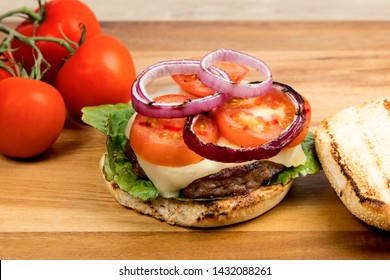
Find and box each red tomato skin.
[0,68,12,81]
[172,59,249,97]
[11,0,101,84]
[130,94,219,167]
[285,97,311,148]
[215,87,311,148]
[0,53,15,81]
[55,34,136,118]
[0,77,66,158]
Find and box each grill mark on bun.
[364,136,390,193]
[383,99,390,112]
[382,99,390,190]
[330,138,385,209]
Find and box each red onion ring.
[198,49,273,98]
[131,59,231,118]
[183,82,307,163]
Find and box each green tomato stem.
[0,6,43,22]
[0,24,48,80]
[0,24,75,55]
[0,0,46,22]
[0,23,76,80]
[0,61,16,77]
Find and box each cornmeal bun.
[315,98,390,231]
[100,155,293,227]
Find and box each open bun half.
[100,155,293,227]
[315,98,390,231]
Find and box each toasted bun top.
[315,98,390,231]
[100,155,293,227]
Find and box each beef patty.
[126,144,285,199]
[181,160,285,199]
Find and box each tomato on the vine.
[10,0,101,84]
[0,77,66,158]
[55,34,136,118]
[130,94,219,167]
[215,86,311,148]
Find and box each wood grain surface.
[0,21,390,260]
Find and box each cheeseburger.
[82,49,321,227]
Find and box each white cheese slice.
[136,155,252,197]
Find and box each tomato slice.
[215,87,311,148]
[286,97,311,148]
[172,58,249,97]
[130,94,219,167]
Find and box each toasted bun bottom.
[100,155,293,227]
[315,98,390,231]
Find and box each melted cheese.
[136,156,252,197]
[126,113,307,197]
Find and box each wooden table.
[1,21,389,260]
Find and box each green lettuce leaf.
[81,103,130,135]
[82,104,159,201]
[272,131,322,185]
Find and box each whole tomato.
[55,34,136,118]
[11,0,101,84]
[0,77,66,159]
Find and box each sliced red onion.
[183,82,307,163]
[198,49,273,98]
[131,59,231,118]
